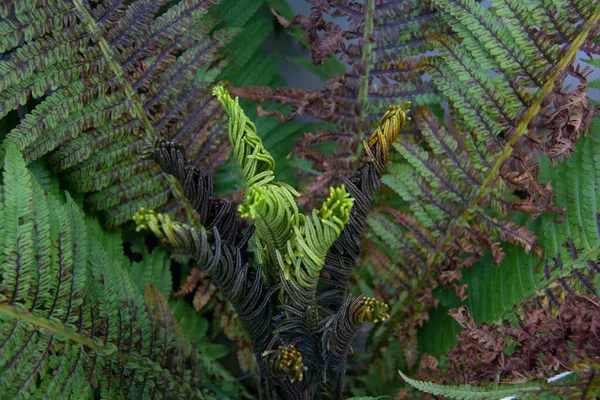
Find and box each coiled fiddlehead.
[133,208,273,356]
[213,86,355,309]
[318,103,411,312]
[363,103,411,165]
[263,344,308,383]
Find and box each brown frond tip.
[363,102,411,165]
[446,297,600,385]
[263,344,308,383]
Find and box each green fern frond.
[213,85,278,189]
[0,142,213,398]
[214,86,355,302]
[0,0,279,227]
[399,371,541,399]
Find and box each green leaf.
[129,245,172,298]
[0,142,229,398]
[399,370,542,399]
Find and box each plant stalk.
[357,0,375,129]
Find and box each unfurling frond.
[138,85,407,395]
[133,207,274,357]
[322,296,389,376]
[213,86,357,306]
[136,136,276,366]
[317,100,411,312]
[264,344,308,383]
[363,102,412,165]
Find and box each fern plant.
[0,142,246,399]
[222,0,600,396]
[131,86,410,399]
[0,0,300,228]
[3,0,600,398]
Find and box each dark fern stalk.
[135,86,410,399]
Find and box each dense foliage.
[1,0,600,399]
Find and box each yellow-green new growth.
[133,208,178,244]
[212,85,276,188]
[213,86,353,296]
[263,344,308,383]
[356,297,390,323]
[281,186,353,286]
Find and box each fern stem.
[72,0,198,223]
[72,0,156,143]
[0,304,101,351]
[357,0,375,128]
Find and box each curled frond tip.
[263,344,308,383]
[357,297,390,323]
[363,102,411,164]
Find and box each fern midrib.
[71,0,199,224]
[357,0,375,128]
[431,5,600,268]
[0,303,194,396]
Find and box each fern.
[362,0,599,366]
[229,0,446,204]
[132,87,410,398]
[420,116,600,358]
[0,142,236,398]
[0,0,288,227]
[399,370,542,399]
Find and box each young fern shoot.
[135,86,410,399]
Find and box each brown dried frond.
[174,268,217,312]
[445,296,600,385]
[543,65,595,163]
[271,3,346,65]
[174,267,204,297]
[228,85,338,123]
